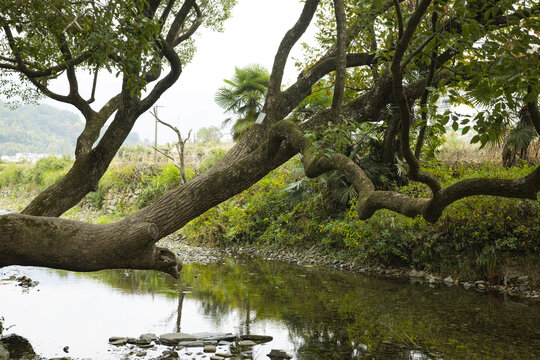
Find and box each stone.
[409,270,424,278]
[140,333,158,342]
[193,332,234,341]
[517,276,529,282]
[159,333,197,345]
[178,340,205,347]
[477,283,486,290]
[238,340,256,347]
[216,353,233,358]
[204,344,217,353]
[133,338,152,345]
[267,349,293,359]
[240,335,273,343]
[108,336,126,343]
[110,339,128,346]
[210,356,225,360]
[136,350,147,357]
[443,276,453,284]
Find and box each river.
[1,256,539,359]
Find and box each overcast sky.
[39,0,316,144]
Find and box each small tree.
[196,126,222,143]
[215,64,269,140]
[150,107,192,184]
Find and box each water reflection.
[1,256,539,359]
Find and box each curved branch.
[165,0,196,44]
[390,0,441,194]
[267,0,320,101]
[138,39,182,116]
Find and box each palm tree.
[215,64,269,140]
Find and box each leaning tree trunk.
[0,135,293,276]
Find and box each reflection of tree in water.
[183,260,540,360]
[75,260,540,359]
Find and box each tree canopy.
[0,0,539,277]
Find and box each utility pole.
[153,105,163,165]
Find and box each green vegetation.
[0,147,227,220]
[195,126,223,144]
[0,155,73,192]
[215,64,270,140]
[1,141,538,281]
[182,158,539,280]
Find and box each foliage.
[183,160,540,278]
[215,64,270,140]
[195,126,222,144]
[0,154,73,191]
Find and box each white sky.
[40,0,316,144]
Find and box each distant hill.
[0,101,142,156]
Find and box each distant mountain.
[0,101,142,155]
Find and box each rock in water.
[159,332,197,345]
[267,349,292,359]
[204,344,217,353]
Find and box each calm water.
[1,257,539,359]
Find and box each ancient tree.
[1,0,539,277]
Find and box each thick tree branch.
[391,0,441,194]
[165,0,196,44]
[330,0,347,118]
[0,214,181,278]
[138,39,182,116]
[267,0,320,102]
[173,3,202,46]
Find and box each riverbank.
[157,235,540,300]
